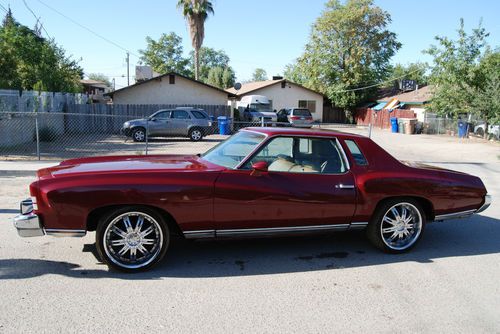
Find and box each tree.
[424,19,490,118]
[189,46,230,81]
[283,0,401,115]
[385,62,429,88]
[471,50,500,136]
[252,68,267,81]
[177,0,214,80]
[87,73,112,87]
[206,66,223,88]
[139,32,190,75]
[0,10,83,92]
[222,67,235,88]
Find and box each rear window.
[344,140,368,166]
[293,109,311,117]
[191,110,208,119]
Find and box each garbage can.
[405,118,417,134]
[390,117,399,133]
[217,116,231,135]
[398,119,405,134]
[457,120,467,138]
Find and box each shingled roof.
[378,85,433,104]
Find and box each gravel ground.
[0,132,499,333]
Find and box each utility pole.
[126,52,130,86]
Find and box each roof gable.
[226,79,324,97]
[106,72,235,97]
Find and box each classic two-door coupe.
[14,128,491,272]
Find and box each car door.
[148,110,171,136]
[213,136,357,233]
[170,110,191,136]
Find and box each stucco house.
[107,72,234,106]
[226,77,325,121]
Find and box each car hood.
[37,155,224,180]
[124,118,147,125]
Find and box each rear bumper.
[434,194,492,221]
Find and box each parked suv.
[122,107,212,142]
[277,108,314,127]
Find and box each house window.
[169,74,175,84]
[298,100,316,113]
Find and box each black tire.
[96,206,170,272]
[189,127,203,141]
[132,127,146,142]
[366,198,426,253]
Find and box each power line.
[35,0,140,58]
[23,0,51,39]
[331,68,424,93]
[0,2,8,13]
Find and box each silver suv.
[122,107,212,142]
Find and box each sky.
[1,0,499,89]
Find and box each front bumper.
[13,212,44,237]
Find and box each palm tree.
[177,0,214,80]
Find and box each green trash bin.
[398,119,405,134]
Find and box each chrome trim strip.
[335,184,355,189]
[183,230,215,239]
[44,229,86,237]
[336,137,351,171]
[434,209,476,221]
[476,194,491,213]
[349,222,368,230]
[216,224,351,238]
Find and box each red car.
[14,127,491,272]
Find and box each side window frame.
[342,139,369,167]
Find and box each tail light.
[290,116,300,120]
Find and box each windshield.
[201,131,266,168]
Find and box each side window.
[191,110,208,119]
[155,111,171,119]
[344,140,368,166]
[172,110,190,119]
[243,137,346,174]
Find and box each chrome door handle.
[335,184,355,189]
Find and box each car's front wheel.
[96,206,170,272]
[367,198,425,253]
[132,127,146,142]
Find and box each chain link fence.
[0,111,368,160]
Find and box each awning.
[373,102,387,111]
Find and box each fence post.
[368,123,372,138]
[35,113,40,160]
[261,117,264,127]
[145,119,149,155]
[437,119,441,135]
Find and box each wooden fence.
[355,108,416,129]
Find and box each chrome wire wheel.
[103,211,163,269]
[380,202,423,251]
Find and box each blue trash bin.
[217,116,230,135]
[457,120,467,138]
[390,117,399,133]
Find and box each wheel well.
[132,126,145,132]
[374,196,435,221]
[86,204,183,236]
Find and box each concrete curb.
[0,170,38,177]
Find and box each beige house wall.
[250,83,324,121]
[112,75,228,105]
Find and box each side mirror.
[149,117,157,122]
[251,161,268,172]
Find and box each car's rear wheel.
[367,198,425,253]
[189,128,203,141]
[96,206,169,272]
[132,127,146,142]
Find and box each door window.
[153,110,171,119]
[243,136,347,174]
[171,110,190,119]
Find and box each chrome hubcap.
[192,130,202,140]
[134,131,145,141]
[104,212,163,269]
[380,202,422,250]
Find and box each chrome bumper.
[13,213,45,237]
[434,194,492,221]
